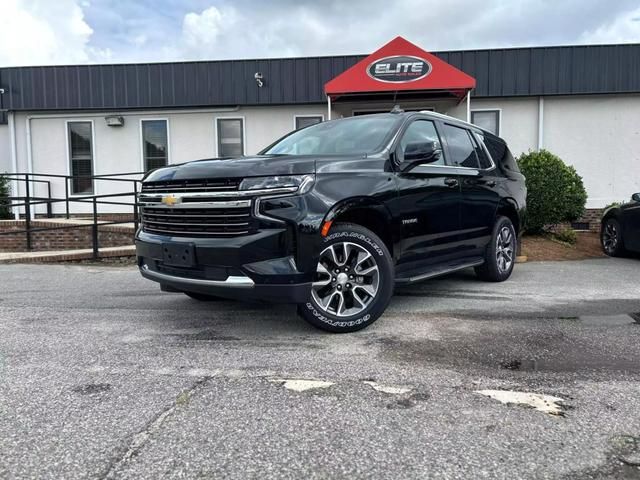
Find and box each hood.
[144,155,316,182]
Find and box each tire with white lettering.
[298,223,394,333]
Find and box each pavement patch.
[363,380,411,395]
[476,389,568,416]
[271,378,334,392]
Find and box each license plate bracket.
[162,243,196,267]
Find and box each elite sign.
[367,55,432,83]
[324,36,476,96]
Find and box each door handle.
[444,178,459,188]
[486,180,497,187]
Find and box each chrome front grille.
[140,202,253,237]
[138,177,301,238]
[139,177,253,237]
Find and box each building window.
[471,110,500,136]
[141,120,169,171]
[295,115,323,129]
[68,121,94,195]
[217,118,244,157]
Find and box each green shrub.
[517,150,587,234]
[0,174,12,219]
[553,228,577,245]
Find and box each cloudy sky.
[1,0,640,66]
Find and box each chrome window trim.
[471,131,497,172]
[411,164,481,176]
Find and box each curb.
[0,245,136,264]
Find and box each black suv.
[136,111,526,332]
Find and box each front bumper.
[135,229,312,303]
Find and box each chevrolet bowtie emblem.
[161,194,181,206]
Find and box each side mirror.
[632,193,640,202]
[401,141,441,172]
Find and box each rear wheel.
[601,218,625,257]
[475,216,516,282]
[298,223,394,333]
[184,291,223,301]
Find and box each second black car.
[601,193,640,256]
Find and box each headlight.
[239,174,314,194]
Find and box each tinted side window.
[471,132,493,169]
[398,120,444,165]
[442,124,479,168]
[478,132,520,173]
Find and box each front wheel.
[475,216,516,282]
[298,223,394,333]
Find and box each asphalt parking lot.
[1,258,639,479]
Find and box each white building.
[0,37,639,218]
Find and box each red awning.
[324,36,476,100]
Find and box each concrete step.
[0,245,136,264]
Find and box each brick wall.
[546,208,604,233]
[578,209,605,230]
[0,221,134,252]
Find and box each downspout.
[25,115,35,219]
[466,91,471,123]
[8,112,19,219]
[537,96,544,151]
[327,95,332,120]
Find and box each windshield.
[261,114,401,156]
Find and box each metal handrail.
[0,172,144,259]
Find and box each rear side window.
[471,132,493,169]
[441,124,479,168]
[478,132,520,173]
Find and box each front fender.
[258,165,396,275]
[324,196,394,224]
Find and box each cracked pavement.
[0,258,639,479]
